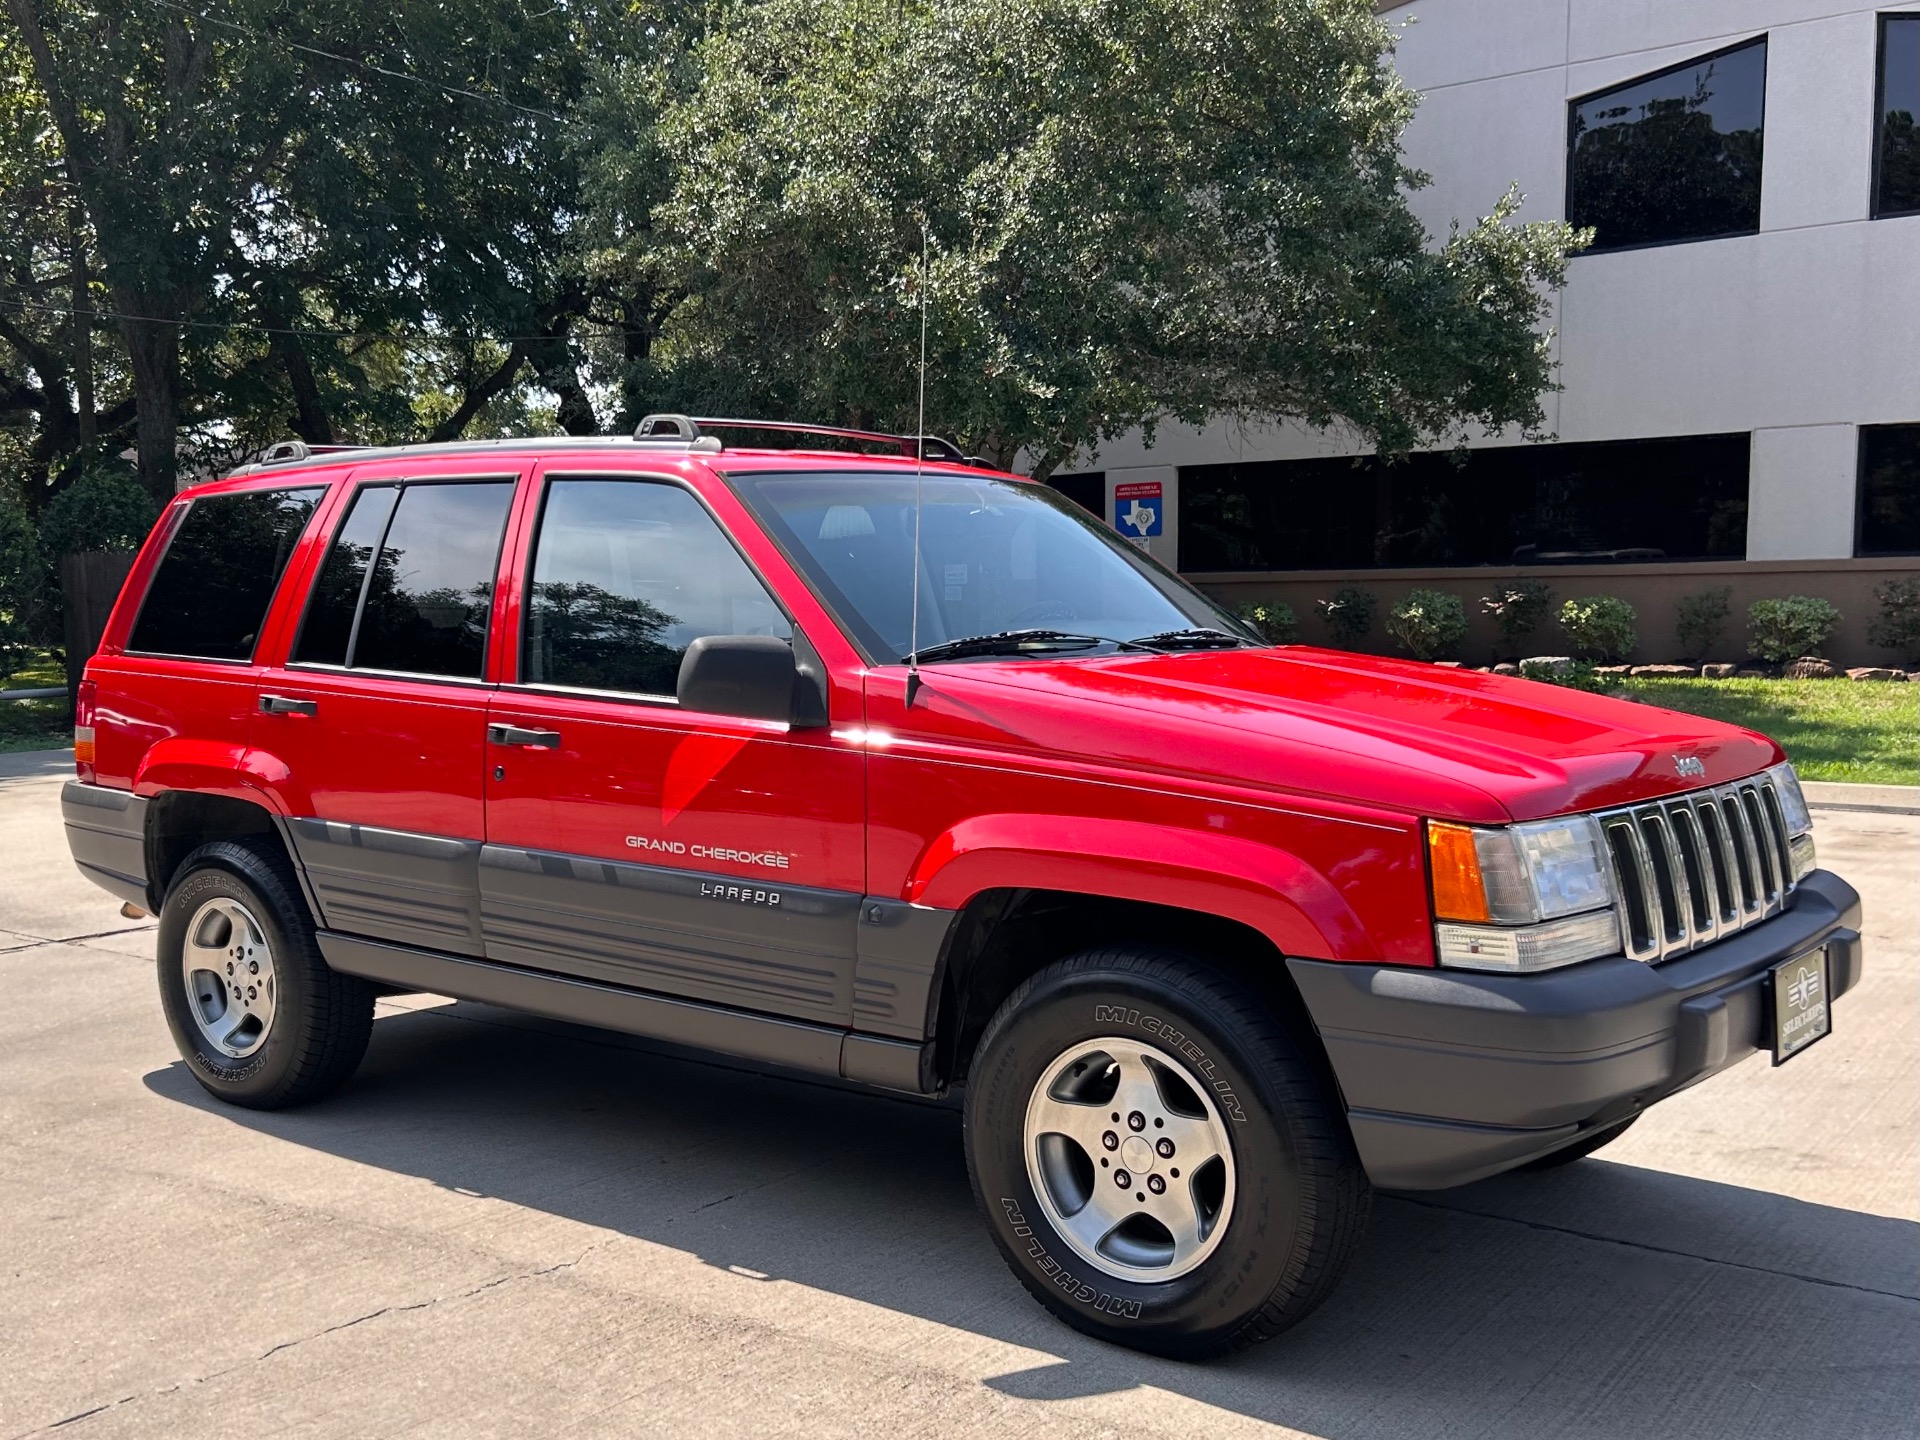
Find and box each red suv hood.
[923,645,1780,825]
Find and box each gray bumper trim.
[1288,870,1864,1189]
[61,781,150,909]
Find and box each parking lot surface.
[2,749,1915,1439]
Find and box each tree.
[650,0,1589,476]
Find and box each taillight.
[73,678,96,781]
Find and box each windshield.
[730,470,1251,663]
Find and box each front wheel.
[964,948,1370,1358]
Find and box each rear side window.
[292,480,514,679]
[523,478,790,697]
[128,487,325,661]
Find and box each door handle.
[487,723,561,749]
[259,694,318,717]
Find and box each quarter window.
[1567,38,1767,252]
[522,479,791,698]
[291,480,514,678]
[1858,424,1920,555]
[128,487,324,661]
[1875,14,1920,218]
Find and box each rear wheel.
[964,947,1370,1358]
[157,837,373,1109]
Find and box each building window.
[1876,14,1920,218]
[1567,38,1767,252]
[1858,424,1920,555]
[1179,435,1751,573]
[1049,472,1105,518]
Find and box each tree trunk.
[70,210,94,449]
[268,323,335,444]
[121,311,181,500]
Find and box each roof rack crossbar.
[685,416,967,463]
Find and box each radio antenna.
[905,220,929,708]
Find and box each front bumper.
[1287,870,1863,1190]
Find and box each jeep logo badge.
[1674,755,1706,779]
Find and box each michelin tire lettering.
[1092,1005,1248,1122]
[1000,1199,1143,1319]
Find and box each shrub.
[1236,600,1298,645]
[1747,596,1842,663]
[1518,657,1609,693]
[1866,579,1920,661]
[1314,586,1376,647]
[1558,595,1637,661]
[1480,581,1553,654]
[0,493,45,680]
[1675,586,1732,661]
[38,466,157,558]
[1386,588,1469,660]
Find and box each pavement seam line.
[1387,1194,1920,1302]
[9,1242,612,1439]
[0,924,153,955]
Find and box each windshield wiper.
[1125,627,1252,651]
[907,629,1126,664]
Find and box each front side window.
[1567,38,1767,252]
[732,471,1242,662]
[1858,424,1920,555]
[1876,14,1920,218]
[128,487,324,661]
[523,478,791,697]
[291,480,514,679]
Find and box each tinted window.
[1049,472,1105,518]
[1179,435,1750,572]
[734,471,1240,662]
[1876,15,1920,218]
[351,482,514,678]
[1859,424,1920,555]
[1568,39,1766,251]
[128,487,324,660]
[291,485,399,666]
[524,479,791,697]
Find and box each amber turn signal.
[72,724,96,766]
[1427,821,1491,923]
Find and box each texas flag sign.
[1114,481,1163,538]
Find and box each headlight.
[1427,816,1619,973]
[1767,761,1812,837]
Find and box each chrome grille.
[1598,778,1795,962]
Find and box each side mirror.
[676,635,827,726]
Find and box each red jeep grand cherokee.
[62,417,1860,1357]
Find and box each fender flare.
[906,814,1374,961]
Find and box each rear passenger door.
[480,470,866,1025]
[250,473,519,956]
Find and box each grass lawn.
[1618,678,1919,786]
[0,696,70,755]
[1,648,64,691]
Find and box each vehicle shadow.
[145,1002,1920,1440]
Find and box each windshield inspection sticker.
[1114,481,1163,539]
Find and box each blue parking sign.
[1115,481,1163,538]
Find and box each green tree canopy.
[651,0,1588,475]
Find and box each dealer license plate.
[1770,946,1831,1065]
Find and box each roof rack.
[636,414,969,463]
[256,439,369,466]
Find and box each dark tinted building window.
[1568,38,1767,251]
[1876,14,1920,218]
[1858,424,1920,555]
[291,485,399,666]
[128,487,324,660]
[1180,435,1750,572]
[1049,472,1105,518]
[350,481,514,678]
[523,479,790,697]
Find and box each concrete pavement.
[1,754,1914,1438]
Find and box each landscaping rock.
[1701,663,1739,679]
[1847,667,1904,681]
[1782,656,1841,679]
[1630,664,1698,677]
[1593,664,1632,677]
[1736,668,1770,679]
[1432,660,1464,668]
[1492,663,1520,676]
